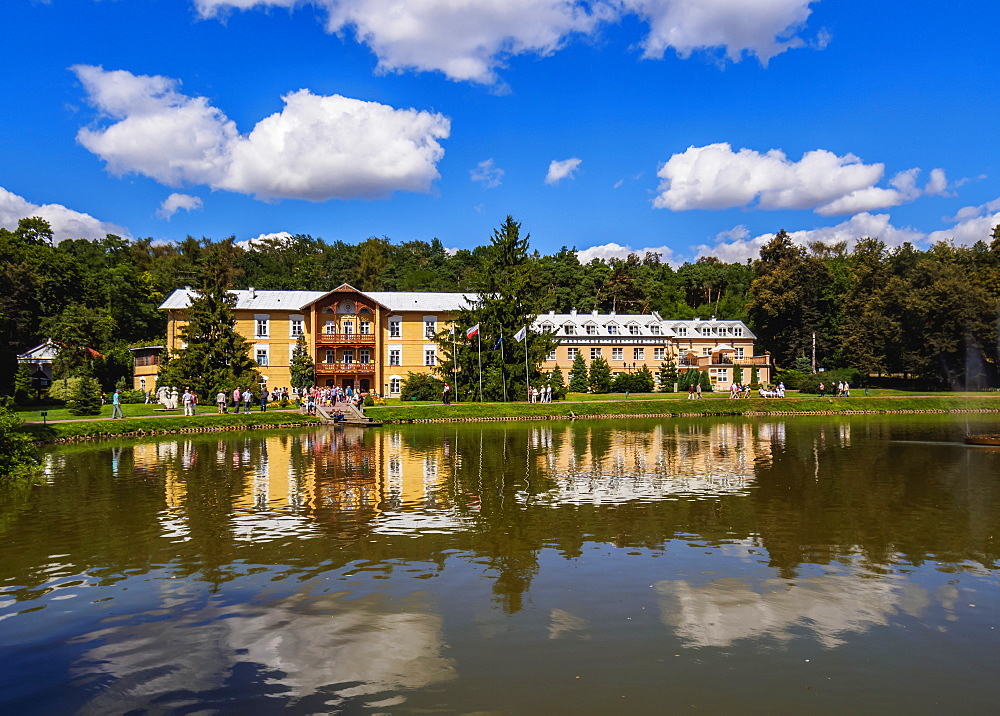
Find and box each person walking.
[182,388,195,416]
[696,382,703,399]
[232,386,242,413]
[442,382,451,405]
[111,389,124,419]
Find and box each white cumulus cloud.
[545,157,583,185]
[194,1,825,84]
[576,242,677,264]
[156,193,203,220]
[470,158,504,188]
[73,65,450,202]
[622,0,819,64]
[928,198,1000,245]
[654,143,944,216]
[0,185,129,243]
[693,212,926,263]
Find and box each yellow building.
[150,286,769,395]
[157,284,474,395]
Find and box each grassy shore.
[19,411,323,443]
[13,403,297,423]
[366,394,1000,423]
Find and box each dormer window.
[650,325,661,336]
[733,327,743,337]
[677,326,688,337]
[628,324,640,335]
[541,322,555,333]
[607,324,619,335]
[564,324,576,335]
[586,324,597,335]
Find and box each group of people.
[528,385,553,403]
[178,385,293,416]
[818,381,851,397]
[301,385,368,415]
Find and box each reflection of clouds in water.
[548,608,591,640]
[73,588,456,713]
[230,512,320,542]
[656,573,930,649]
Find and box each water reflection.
[1,416,999,712]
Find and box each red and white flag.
[466,323,480,339]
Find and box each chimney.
[549,309,555,315]
[248,286,256,299]
[592,309,598,316]
[570,308,577,316]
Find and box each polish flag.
[466,323,480,339]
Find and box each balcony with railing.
[316,361,376,374]
[315,332,376,345]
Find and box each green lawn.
[13,402,299,423]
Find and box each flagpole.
[523,325,530,401]
[477,332,483,402]
[499,336,507,402]
[451,326,457,399]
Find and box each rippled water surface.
[2,415,999,714]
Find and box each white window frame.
[546,349,557,361]
[424,347,437,366]
[360,349,371,364]
[342,349,355,364]
[342,321,354,335]
[324,320,336,335]
[255,314,270,338]
[654,347,665,361]
[586,324,597,335]
[389,317,402,338]
[590,347,602,360]
[735,347,745,360]
[423,315,438,339]
[389,376,402,394]
[325,350,336,364]
[634,347,644,360]
[612,347,623,361]
[629,324,640,335]
[677,326,688,337]
[360,320,372,335]
[389,348,401,366]
[567,347,579,360]
[650,325,661,335]
[607,324,619,335]
[289,314,305,337]
[255,344,269,366]
[733,327,744,337]
[564,324,576,335]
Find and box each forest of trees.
[2,215,999,396]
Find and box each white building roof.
[666,318,756,339]
[160,289,327,311]
[365,291,478,313]
[533,310,671,337]
[17,340,59,362]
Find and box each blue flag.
[493,335,503,350]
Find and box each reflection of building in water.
[74,585,456,714]
[533,422,775,505]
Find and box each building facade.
[148,286,769,394]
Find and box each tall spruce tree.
[158,243,260,397]
[289,334,315,390]
[657,359,677,392]
[588,356,612,393]
[436,216,557,401]
[569,352,589,392]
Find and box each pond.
[1,415,999,713]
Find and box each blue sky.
[3,0,999,263]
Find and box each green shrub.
[119,389,147,404]
[401,372,444,401]
[612,367,655,393]
[774,369,808,390]
[798,368,863,394]
[67,376,101,416]
[47,377,82,402]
